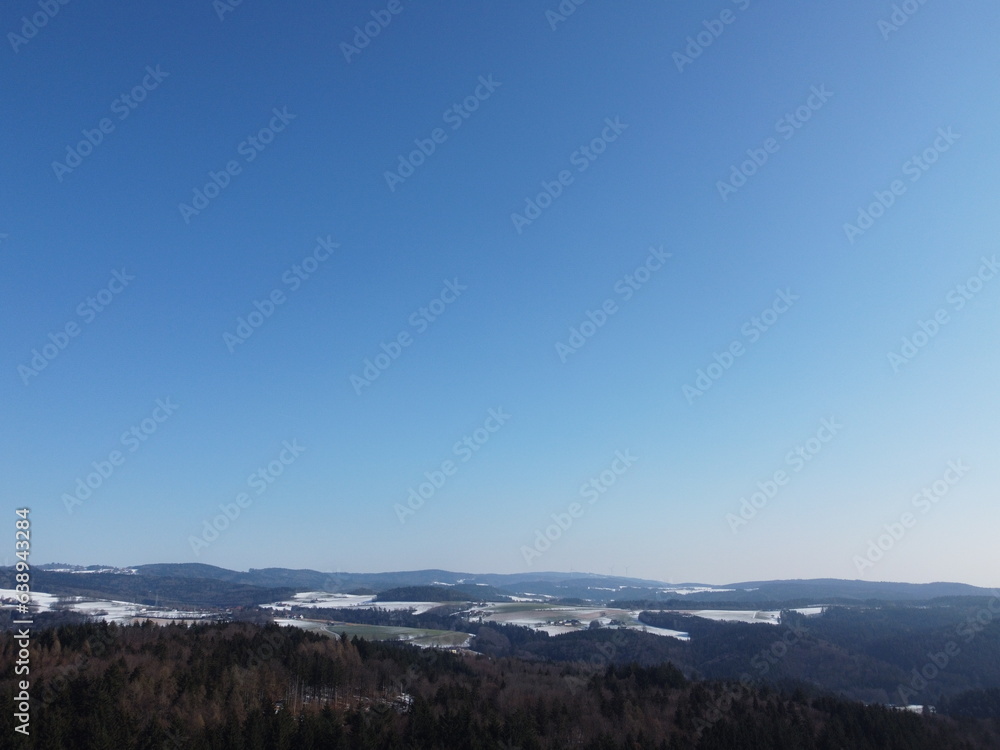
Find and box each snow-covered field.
[63,598,146,622]
[533,624,580,636]
[0,588,214,623]
[261,592,375,609]
[261,591,446,615]
[660,608,822,624]
[683,609,782,624]
[0,588,60,612]
[62,597,211,623]
[1,586,824,640]
[274,617,331,632]
[659,606,826,624]
[471,603,692,641]
[467,601,826,639]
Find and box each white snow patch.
[534,624,579,636]
[789,606,825,616]
[625,623,690,641]
[0,589,58,612]
[261,592,446,615]
[687,609,781,624]
[370,601,444,614]
[261,592,377,609]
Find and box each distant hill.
[133,564,471,591]
[0,569,294,609]
[129,565,727,601]
[717,578,995,602]
[40,564,998,606]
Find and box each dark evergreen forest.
[3,620,999,749]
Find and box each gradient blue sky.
[3,0,999,586]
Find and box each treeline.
[940,688,1000,719]
[0,609,91,632]
[614,599,800,610]
[637,606,1000,705]
[288,605,467,630]
[374,584,509,602]
[2,620,997,749]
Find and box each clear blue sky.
[3,0,999,587]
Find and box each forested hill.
[0,569,294,609]
[24,564,997,606]
[2,621,998,749]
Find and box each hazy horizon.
[27,560,1000,592]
